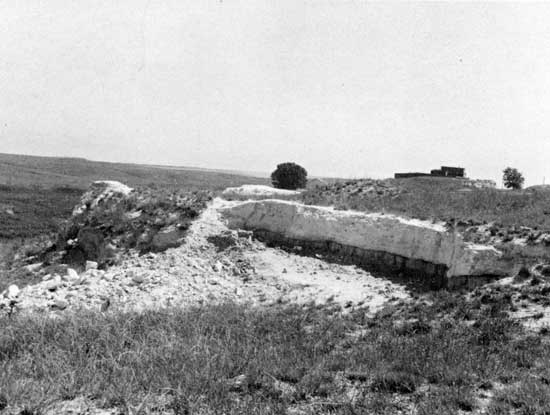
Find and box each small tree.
[503,167,525,189]
[271,162,307,190]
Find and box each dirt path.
[15,198,409,314]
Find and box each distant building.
[441,166,465,177]
[395,166,465,179]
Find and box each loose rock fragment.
[52,298,68,310]
[46,275,63,291]
[132,273,145,284]
[86,261,98,271]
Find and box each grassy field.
[0,153,268,191]
[2,280,550,414]
[0,153,267,240]
[0,185,82,239]
[0,154,267,292]
[303,176,550,230]
[2,155,550,414]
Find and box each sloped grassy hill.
[302,176,550,230]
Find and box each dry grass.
[0,153,267,190]
[302,177,550,230]
[0,185,82,239]
[1,286,549,414]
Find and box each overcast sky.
[1,1,549,185]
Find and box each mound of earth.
[55,181,212,267]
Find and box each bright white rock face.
[222,185,301,201]
[5,284,20,299]
[72,180,133,216]
[222,200,510,279]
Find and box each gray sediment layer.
[253,229,497,290]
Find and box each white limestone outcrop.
[222,200,510,279]
[222,185,301,201]
[72,180,133,216]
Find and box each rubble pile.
[2,197,408,316]
[56,181,212,267]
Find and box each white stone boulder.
[2,284,20,300]
[72,180,133,216]
[67,268,79,280]
[85,261,98,271]
[0,284,20,312]
[45,275,63,291]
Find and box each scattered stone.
[24,262,43,273]
[52,298,68,310]
[237,229,253,238]
[132,273,145,284]
[271,379,297,400]
[227,374,248,392]
[213,261,223,272]
[73,275,88,286]
[45,275,63,291]
[86,261,98,271]
[6,285,19,299]
[66,268,79,281]
[1,284,19,303]
[43,397,117,415]
[43,263,69,276]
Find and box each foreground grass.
[1,290,550,414]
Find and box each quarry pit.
[222,198,514,289]
[2,182,531,316]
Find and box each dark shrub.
[503,167,525,190]
[271,162,307,190]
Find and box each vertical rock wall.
[222,200,511,288]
